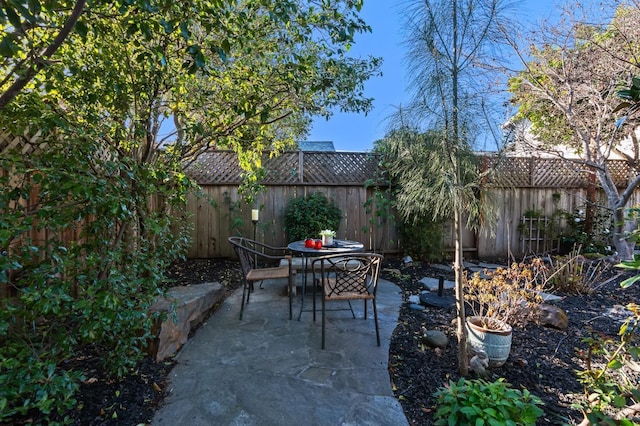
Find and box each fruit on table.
[304,239,314,248]
[314,240,322,249]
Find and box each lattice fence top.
[3,133,636,189]
[0,130,48,155]
[483,156,634,188]
[184,150,381,185]
[188,150,637,188]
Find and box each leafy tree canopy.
[506,1,640,259]
[1,0,381,170]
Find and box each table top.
[287,239,364,256]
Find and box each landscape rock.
[409,303,425,311]
[421,330,449,348]
[419,277,455,291]
[538,291,563,303]
[149,282,224,361]
[604,304,635,322]
[537,303,568,329]
[431,263,454,273]
[469,350,489,376]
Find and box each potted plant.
[463,260,547,367]
[319,229,336,246]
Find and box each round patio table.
[288,239,364,320]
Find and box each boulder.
[537,303,568,330]
[422,330,449,348]
[149,282,224,361]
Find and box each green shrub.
[398,217,444,262]
[574,304,640,425]
[433,378,544,426]
[283,192,342,242]
[0,137,192,423]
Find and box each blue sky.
[306,0,565,152]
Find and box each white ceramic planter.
[321,235,334,246]
[466,316,513,367]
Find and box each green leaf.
[27,0,41,16]
[606,359,622,370]
[0,34,18,57]
[460,406,477,416]
[620,275,640,289]
[5,6,22,29]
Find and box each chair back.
[315,253,383,297]
[228,237,256,276]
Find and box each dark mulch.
[385,258,639,425]
[52,257,639,425]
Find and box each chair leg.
[373,299,380,346]
[239,281,249,320]
[347,300,356,319]
[312,278,318,322]
[364,299,368,319]
[321,296,326,349]
[288,275,293,320]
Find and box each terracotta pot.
[466,316,512,368]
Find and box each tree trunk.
[612,204,636,261]
[451,0,468,376]
[454,206,468,375]
[598,167,637,261]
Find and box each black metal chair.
[311,253,383,349]
[228,236,294,320]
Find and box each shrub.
[558,204,614,255]
[0,137,192,423]
[463,259,547,328]
[398,216,445,262]
[574,304,640,424]
[433,377,544,426]
[283,192,342,242]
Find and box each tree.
[507,1,640,260]
[383,0,511,375]
[0,0,380,420]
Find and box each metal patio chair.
[311,252,383,349]
[228,236,294,320]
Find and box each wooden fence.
[183,151,398,258]
[5,141,640,262]
[183,151,640,259]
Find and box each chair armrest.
[250,240,290,257]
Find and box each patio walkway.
[152,275,408,426]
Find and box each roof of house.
[298,141,336,152]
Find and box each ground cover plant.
[21,255,637,425]
[433,377,544,425]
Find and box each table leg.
[297,254,307,321]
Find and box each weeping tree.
[384,0,513,375]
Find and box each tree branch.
[0,0,87,110]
